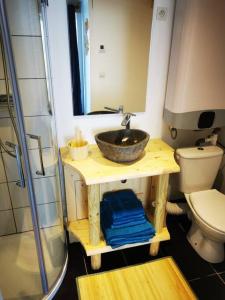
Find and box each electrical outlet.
[156,7,168,21]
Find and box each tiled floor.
[54,214,225,300]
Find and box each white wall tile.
[6,0,41,36]
[8,182,29,208]
[18,79,49,116]
[9,177,60,208]
[37,202,61,228]
[12,37,45,79]
[14,203,62,232]
[0,46,4,79]
[0,80,13,118]
[0,210,16,236]
[14,207,33,232]
[0,79,12,95]
[25,116,53,149]
[0,77,13,119]
[0,156,6,183]
[0,80,6,93]
[2,152,19,182]
[0,116,53,150]
[34,176,60,205]
[3,148,57,182]
[0,183,11,210]
[29,148,56,179]
[0,111,11,119]
[0,118,17,146]
[0,80,8,118]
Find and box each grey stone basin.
[95,129,150,162]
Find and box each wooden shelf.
[68,219,170,256]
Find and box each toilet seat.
[190,189,225,233]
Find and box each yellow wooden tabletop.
[61,139,180,185]
[77,257,197,300]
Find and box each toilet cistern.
[176,145,225,263]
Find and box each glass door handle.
[27,134,45,176]
[5,141,25,188]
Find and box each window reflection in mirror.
[67,0,153,116]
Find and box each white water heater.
[164,0,225,130]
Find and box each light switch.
[99,72,105,78]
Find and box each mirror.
[67,0,153,115]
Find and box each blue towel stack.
[100,189,155,248]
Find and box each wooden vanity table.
[61,139,180,270]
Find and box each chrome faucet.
[104,105,124,113]
[121,112,136,129]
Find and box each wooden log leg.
[150,174,169,256]
[91,254,101,270]
[88,184,101,270]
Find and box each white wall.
[47,0,225,195]
[47,0,175,146]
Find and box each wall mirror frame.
[67,0,154,116]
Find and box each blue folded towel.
[101,216,155,238]
[101,190,145,226]
[101,201,146,229]
[102,224,155,248]
[100,189,155,248]
[102,189,144,218]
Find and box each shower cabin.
[0,0,67,299]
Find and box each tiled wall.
[0,0,62,236]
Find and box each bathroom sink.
[95,129,149,162]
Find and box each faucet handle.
[123,112,136,117]
[121,112,136,129]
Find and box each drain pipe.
[166,201,188,215]
[152,200,188,215]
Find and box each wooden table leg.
[88,184,101,270]
[91,254,101,270]
[150,174,169,256]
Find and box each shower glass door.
[0,0,67,299]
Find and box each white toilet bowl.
[185,189,225,263]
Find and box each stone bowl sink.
[95,129,150,162]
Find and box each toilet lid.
[190,189,225,233]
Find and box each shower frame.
[0,0,68,298]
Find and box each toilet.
[176,146,225,263]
